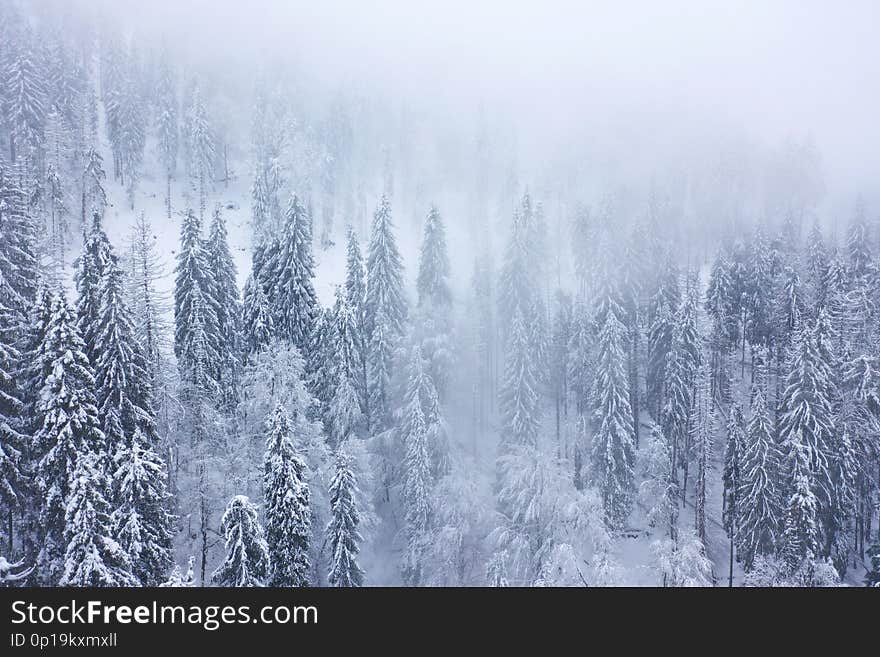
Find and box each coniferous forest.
[0,0,879,587]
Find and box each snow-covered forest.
[1,0,879,587]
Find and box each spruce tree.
[737,381,782,570]
[263,404,311,587]
[402,383,432,586]
[75,211,113,367]
[61,450,138,586]
[365,194,407,338]
[344,227,369,428]
[206,206,241,405]
[326,447,364,587]
[33,292,106,584]
[156,52,178,218]
[273,196,318,352]
[591,307,636,529]
[498,307,540,449]
[241,274,273,358]
[212,495,270,587]
[722,402,744,585]
[186,84,215,220]
[417,205,451,309]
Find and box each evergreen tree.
[241,274,273,358]
[417,205,451,309]
[206,206,241,405]
[402,382,432,586]
[33,292,106,584]
[174,209,219,395]
[212,495,270,587]
[722,402,744,585]
[365,194,407,338]
[186,84,215,220]
[60,450,138,586]
[4,29,47,164]
[263,404,311,587]
[326,447,364,587]
[737,381,783,570]
[498,307,540,449]
[781,442,820,571]
[155,52,178,218]
[75,211,113,367]
[591,308,636,529]
[272,196,318,352]
[344,227,370,428]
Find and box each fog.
[97,0,879,206]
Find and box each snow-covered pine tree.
[368,304,397,433]
[61,449,138,586]
[185,83,215,221]
[263,403,311,587]
[647,300,674,419]
[212,495,270,587]
[498,306,540,449]
[174,209,220,396]
[155,52,178,219]
[115,74,145,208]
[365,194,407,339]
[690,361,713,544]
[326,447,364,587]
[401,381,432,586]
[846,201,871,283]
[4,28,47,165]
[81,148,108,224]
[241,274,274,358]
[417,205,451,310]
[206,206,241,406]
[722,402,744,585]
[778,319,835,542]
[780,441,820,573]
[591,306,636,529]
[0,290,26,552]
[75,211,113,367]
[737,379,782,571]
[95,251,174,585]
[272,195,318,353]
[344,227,370,428]
[327,289,362,444]
[33,291,106,584]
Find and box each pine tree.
[365,194,407,338]
[186,84,215,220]
[206,206,241,405]
[417,205,451,309]
[691,362,713,544]
[0,290,26,549]
[81,148,108,224]
[33,292,106,584]
[241,274,273,358]
[75,211,113,367]
[781,442,820,571]
[402,383,432,586]
[61,450,138,586]
[263,404,311,587]
[647,300,674,419]
[4,29,47,164]
[344,227,370,428]
[368,305,396,432]
[155,52,178,218]
[174,209,219,395]
[498,307,540,449]
[326,447,364,587]
[212,495,270,587]
[272,196,318,352]
[722,402,744,585]
[737,381,782,570]
[591,308,636,529]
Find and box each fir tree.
[241,274,273,358]
[591,308,636,529]
[75,211,113,367]
[33,292,106,584]
[60,450,138,586]
[417,205,451,309]
[365,194,407,338]
[186,84,215,220]
[272,196,318,353]
[722,402,744,585]
[344,227,370,428]
[263,404,311,587]
[212,495,270,587]
[402,383,432,586]
[326,447,364,587]
[206,206,241,405]
[498,307,540,449]
[737,381,782,570]
[155,52,178,218]
[4,29,47,164]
